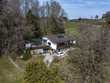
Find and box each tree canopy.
[23,57,64,83]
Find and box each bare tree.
[60,24,110,83]
[0,0,25,58]
[48,0,66,34]
[31,0,39,16]
[40,0,66,35]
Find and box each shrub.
[22,49,31,60]
[23,56,64,83]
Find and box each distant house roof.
[44,34,73,44]
[30,45,50,50]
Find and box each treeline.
[0,0,66,56]
[25,0,67,39]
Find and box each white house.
[42,34,76,52]
[25,34,76,56]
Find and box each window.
[57,35,64,38]
[43,39,47,43]
[48,42,51,46]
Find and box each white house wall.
[42,37,57,50]
[47,40,57,50]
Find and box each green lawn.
[65,22,79,36]
[0,57,23,83]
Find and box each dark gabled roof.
[25,38,42,45]
[45,34,73,43]
[30,45,50,50]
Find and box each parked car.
[57,51,64,56]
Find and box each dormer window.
[57,34,64,38]
[48,42,51,46]
[43,39,47,43]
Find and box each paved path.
[8,56,23,71]
[44,54,54,67]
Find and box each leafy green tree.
[26,10,42,39]
[95,15,98,20]
[23,57,64,83]
[102,11,110,24]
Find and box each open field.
[65,21,102,36]
[65,22,79,36]
[0,57,23,83]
